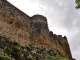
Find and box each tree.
[75,0,80,9]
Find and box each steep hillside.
[0,0,75,60]
[0,35,70,60]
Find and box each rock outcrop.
[0,0,75,60]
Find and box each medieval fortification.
[0,0,74,60]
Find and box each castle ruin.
[0,0,73,59]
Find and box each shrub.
[24,52,29,58]
[27,56,34,60]
[46,56,68,60]
[0,55,12,60]
[0,27,2,30]
[9,20,13,24]
[46,56,54,60]
[13,41,18,46]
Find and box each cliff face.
[0,0,74,60]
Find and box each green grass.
[46,56,69,60]
[0,55,12,60]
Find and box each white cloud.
[7,0,44,16]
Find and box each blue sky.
[7,0,80,60]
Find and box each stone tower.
[0,0,73,59]
[30,15,49,45]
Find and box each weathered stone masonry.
[0,0,72,59]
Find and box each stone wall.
[31,15,47,24]
[0,0,31,46]
[49,31,72,58]
[0,0,72,59]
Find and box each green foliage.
[13,41,19,46]
[24,52,29,58]
[6,44,22,60]
[75,0,80,9]
[0,55,12,60]
[35,54,39,60]
[76,0,80,3]
[46,56,68,60]
[46,56,54,60]
[0,27,2,30]
[9,20,13,24]
[0,35,69,60]
[27,56,34,60]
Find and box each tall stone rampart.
[0,0,72,59]
[0,0,31,45]
[49,31,72,58]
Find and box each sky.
[7,0,80,60]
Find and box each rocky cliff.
[0,0,75,60]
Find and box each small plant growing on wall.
[0,27,3,30]
[9,20,13,24]
[0,55,12,60]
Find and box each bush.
[0,55,12,60]
[24,52,29,58]
[13,41,18,46]
[46,56,54,60]
[9,20,13,24]
[6,46,21,60]
[27,56,34,60]
[46,56,68,60]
